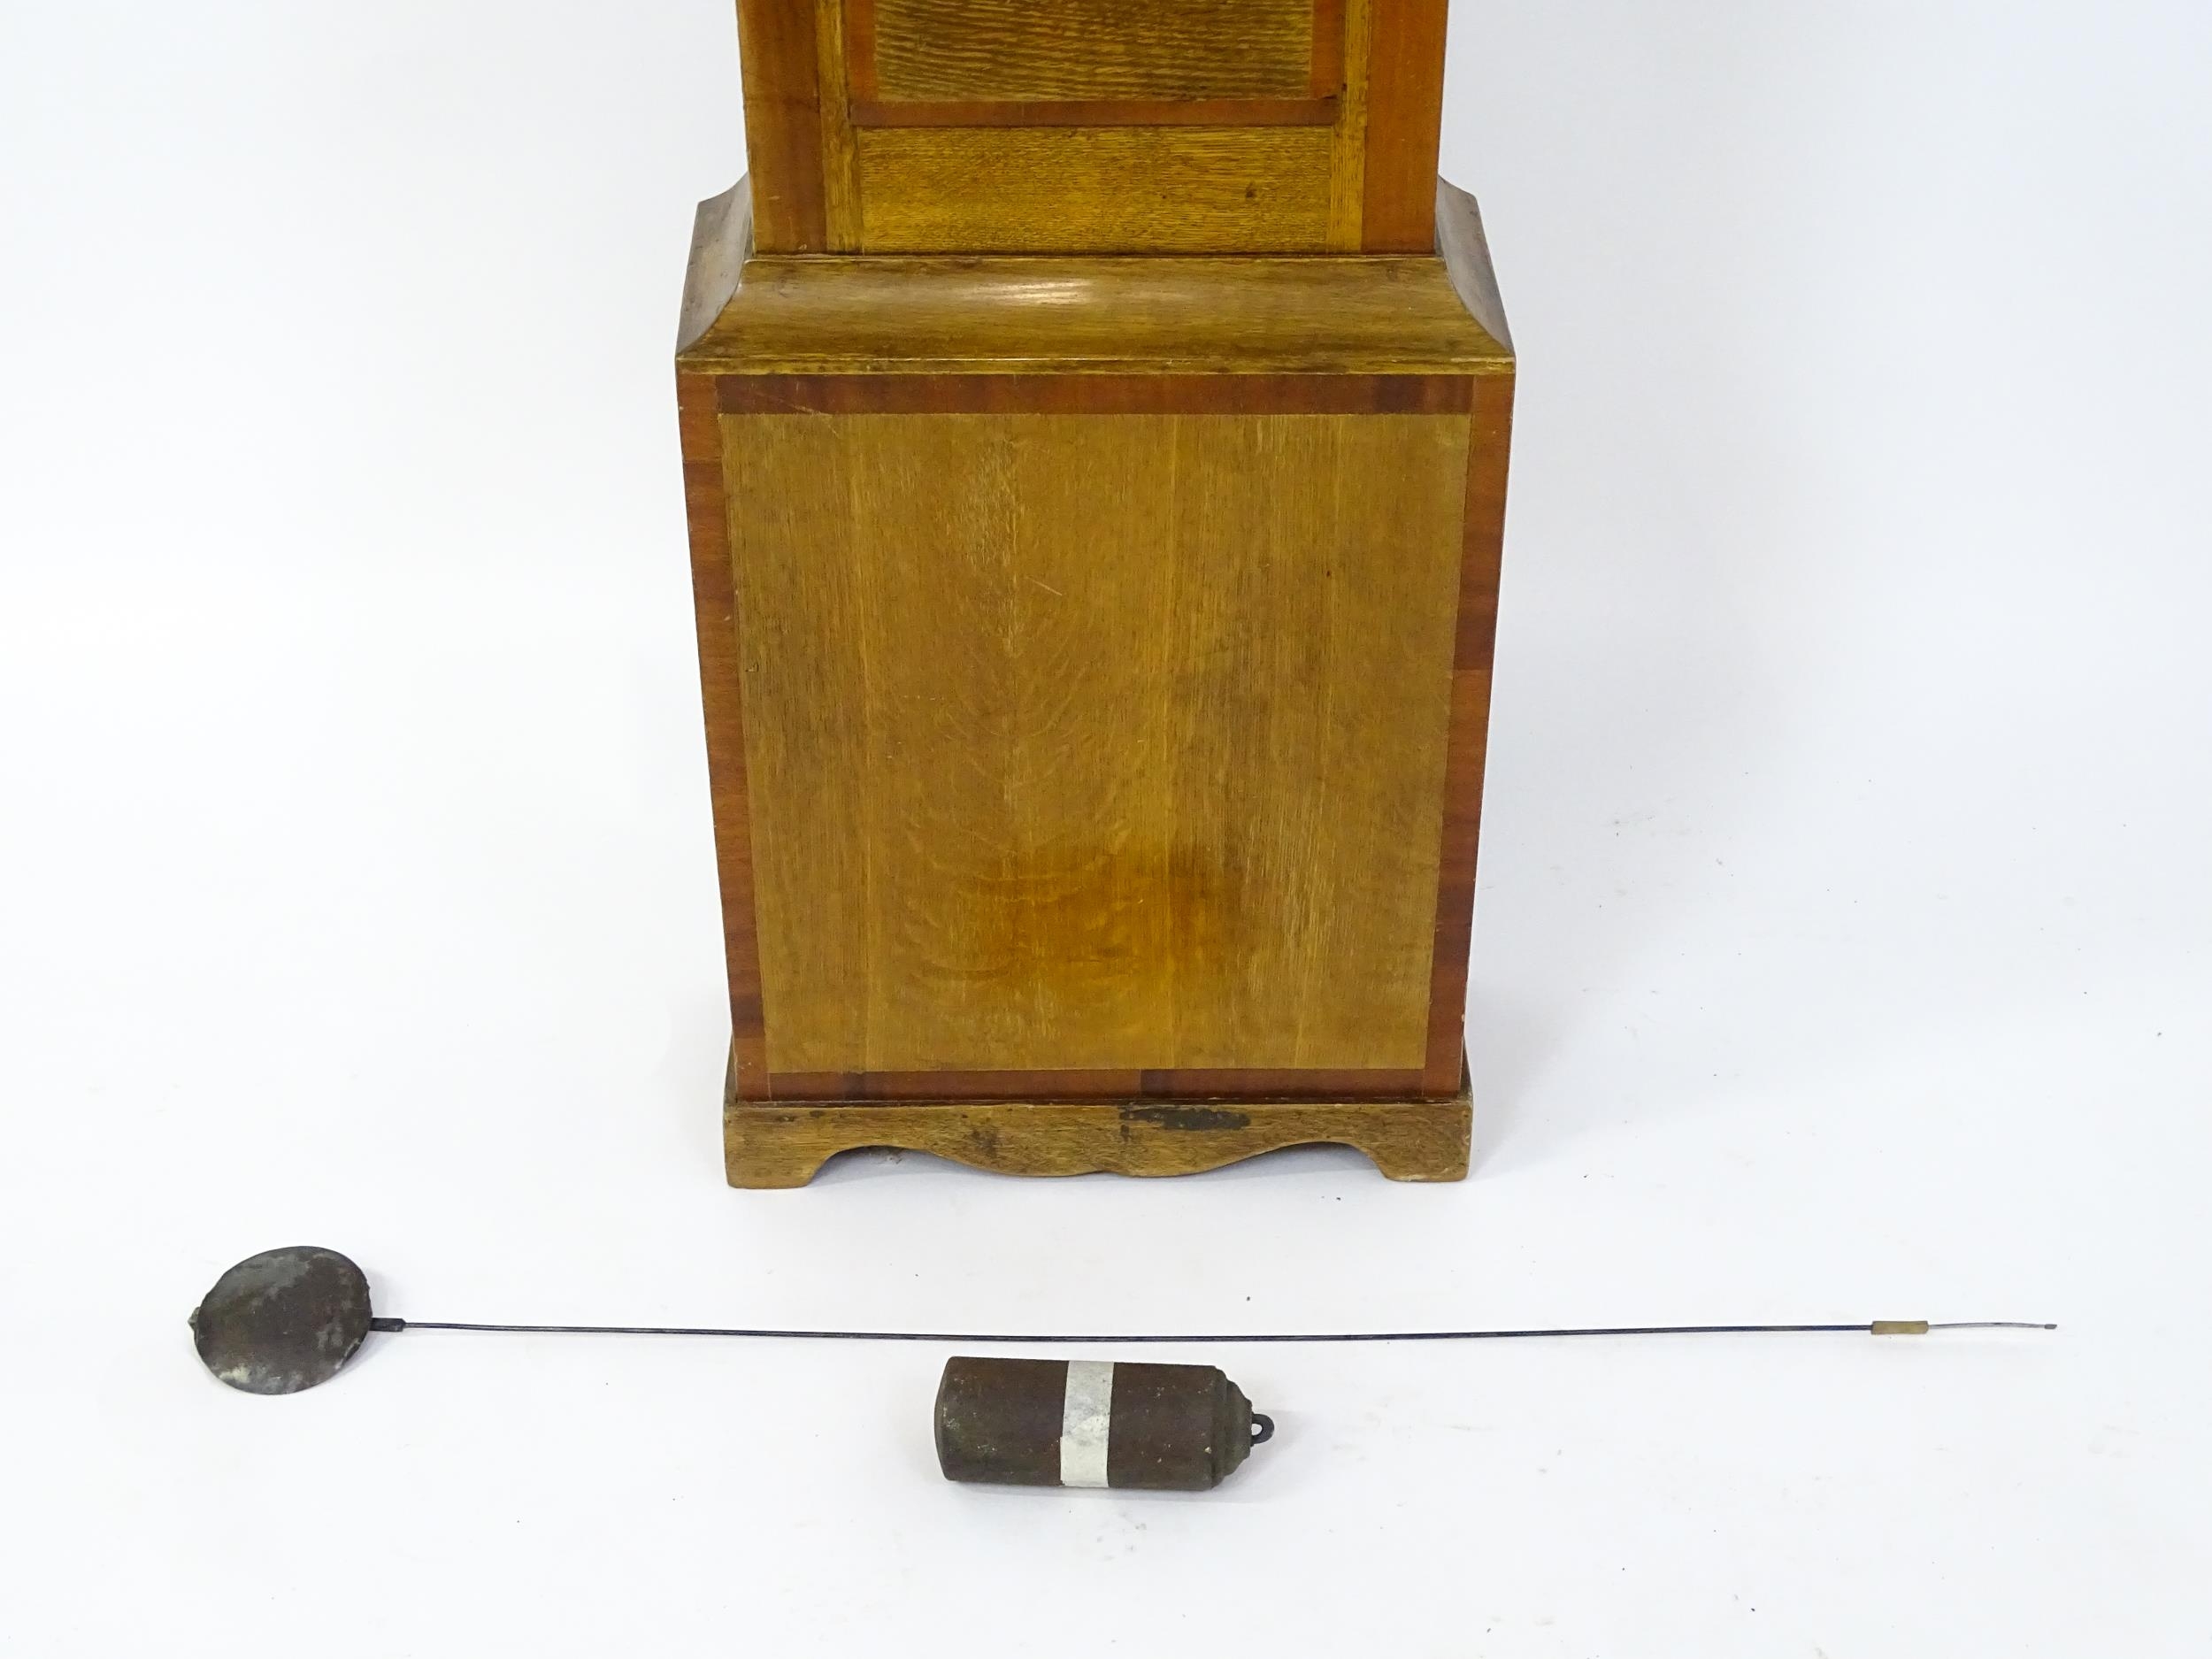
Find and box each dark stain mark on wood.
[1119,1105,1254,1132]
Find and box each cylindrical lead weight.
[933,1357,1271,1491]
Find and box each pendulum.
[190,1245,2053,1491]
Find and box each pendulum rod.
[185,1246,2056,1397]
[372,1317,2055,1343]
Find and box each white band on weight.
[1058,1360,1116,1488]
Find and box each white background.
[4,3,2207,1654]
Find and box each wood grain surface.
[721,405,1467,1079]
[1362,0,1450,250]
[725,1054,1474,1186]
[1421,206,1516,1092]
[848,96,1337,128]
[677,180,1513,1144]
[1310,0,1347,97]
[733,0,1449,256]
[678,373,770,1094]
[815,0,864,248]
[715,374,1473,414]
[853,126,1333,252]
[680,185,1512,375]
[1325,0,1374,247]
[738,0,828,251]
[867,0,1316,103]
[766,1065,1425,1101]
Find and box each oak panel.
[870,0,1315,103]
[721,409,1469,1077]
[854,126,1333,252]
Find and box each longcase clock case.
[678,0,1513,1186]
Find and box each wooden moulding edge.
[678,370,771,1095]
[710,373,1482,415]
[724,1053,1473,1187]
[1420,370,1515,1094]
[848,96,1339,128]
[763,1067,1432,1102]
[678,180,755,355]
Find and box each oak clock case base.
[723,1046,1476,1187]
[680,176,1513,1187]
